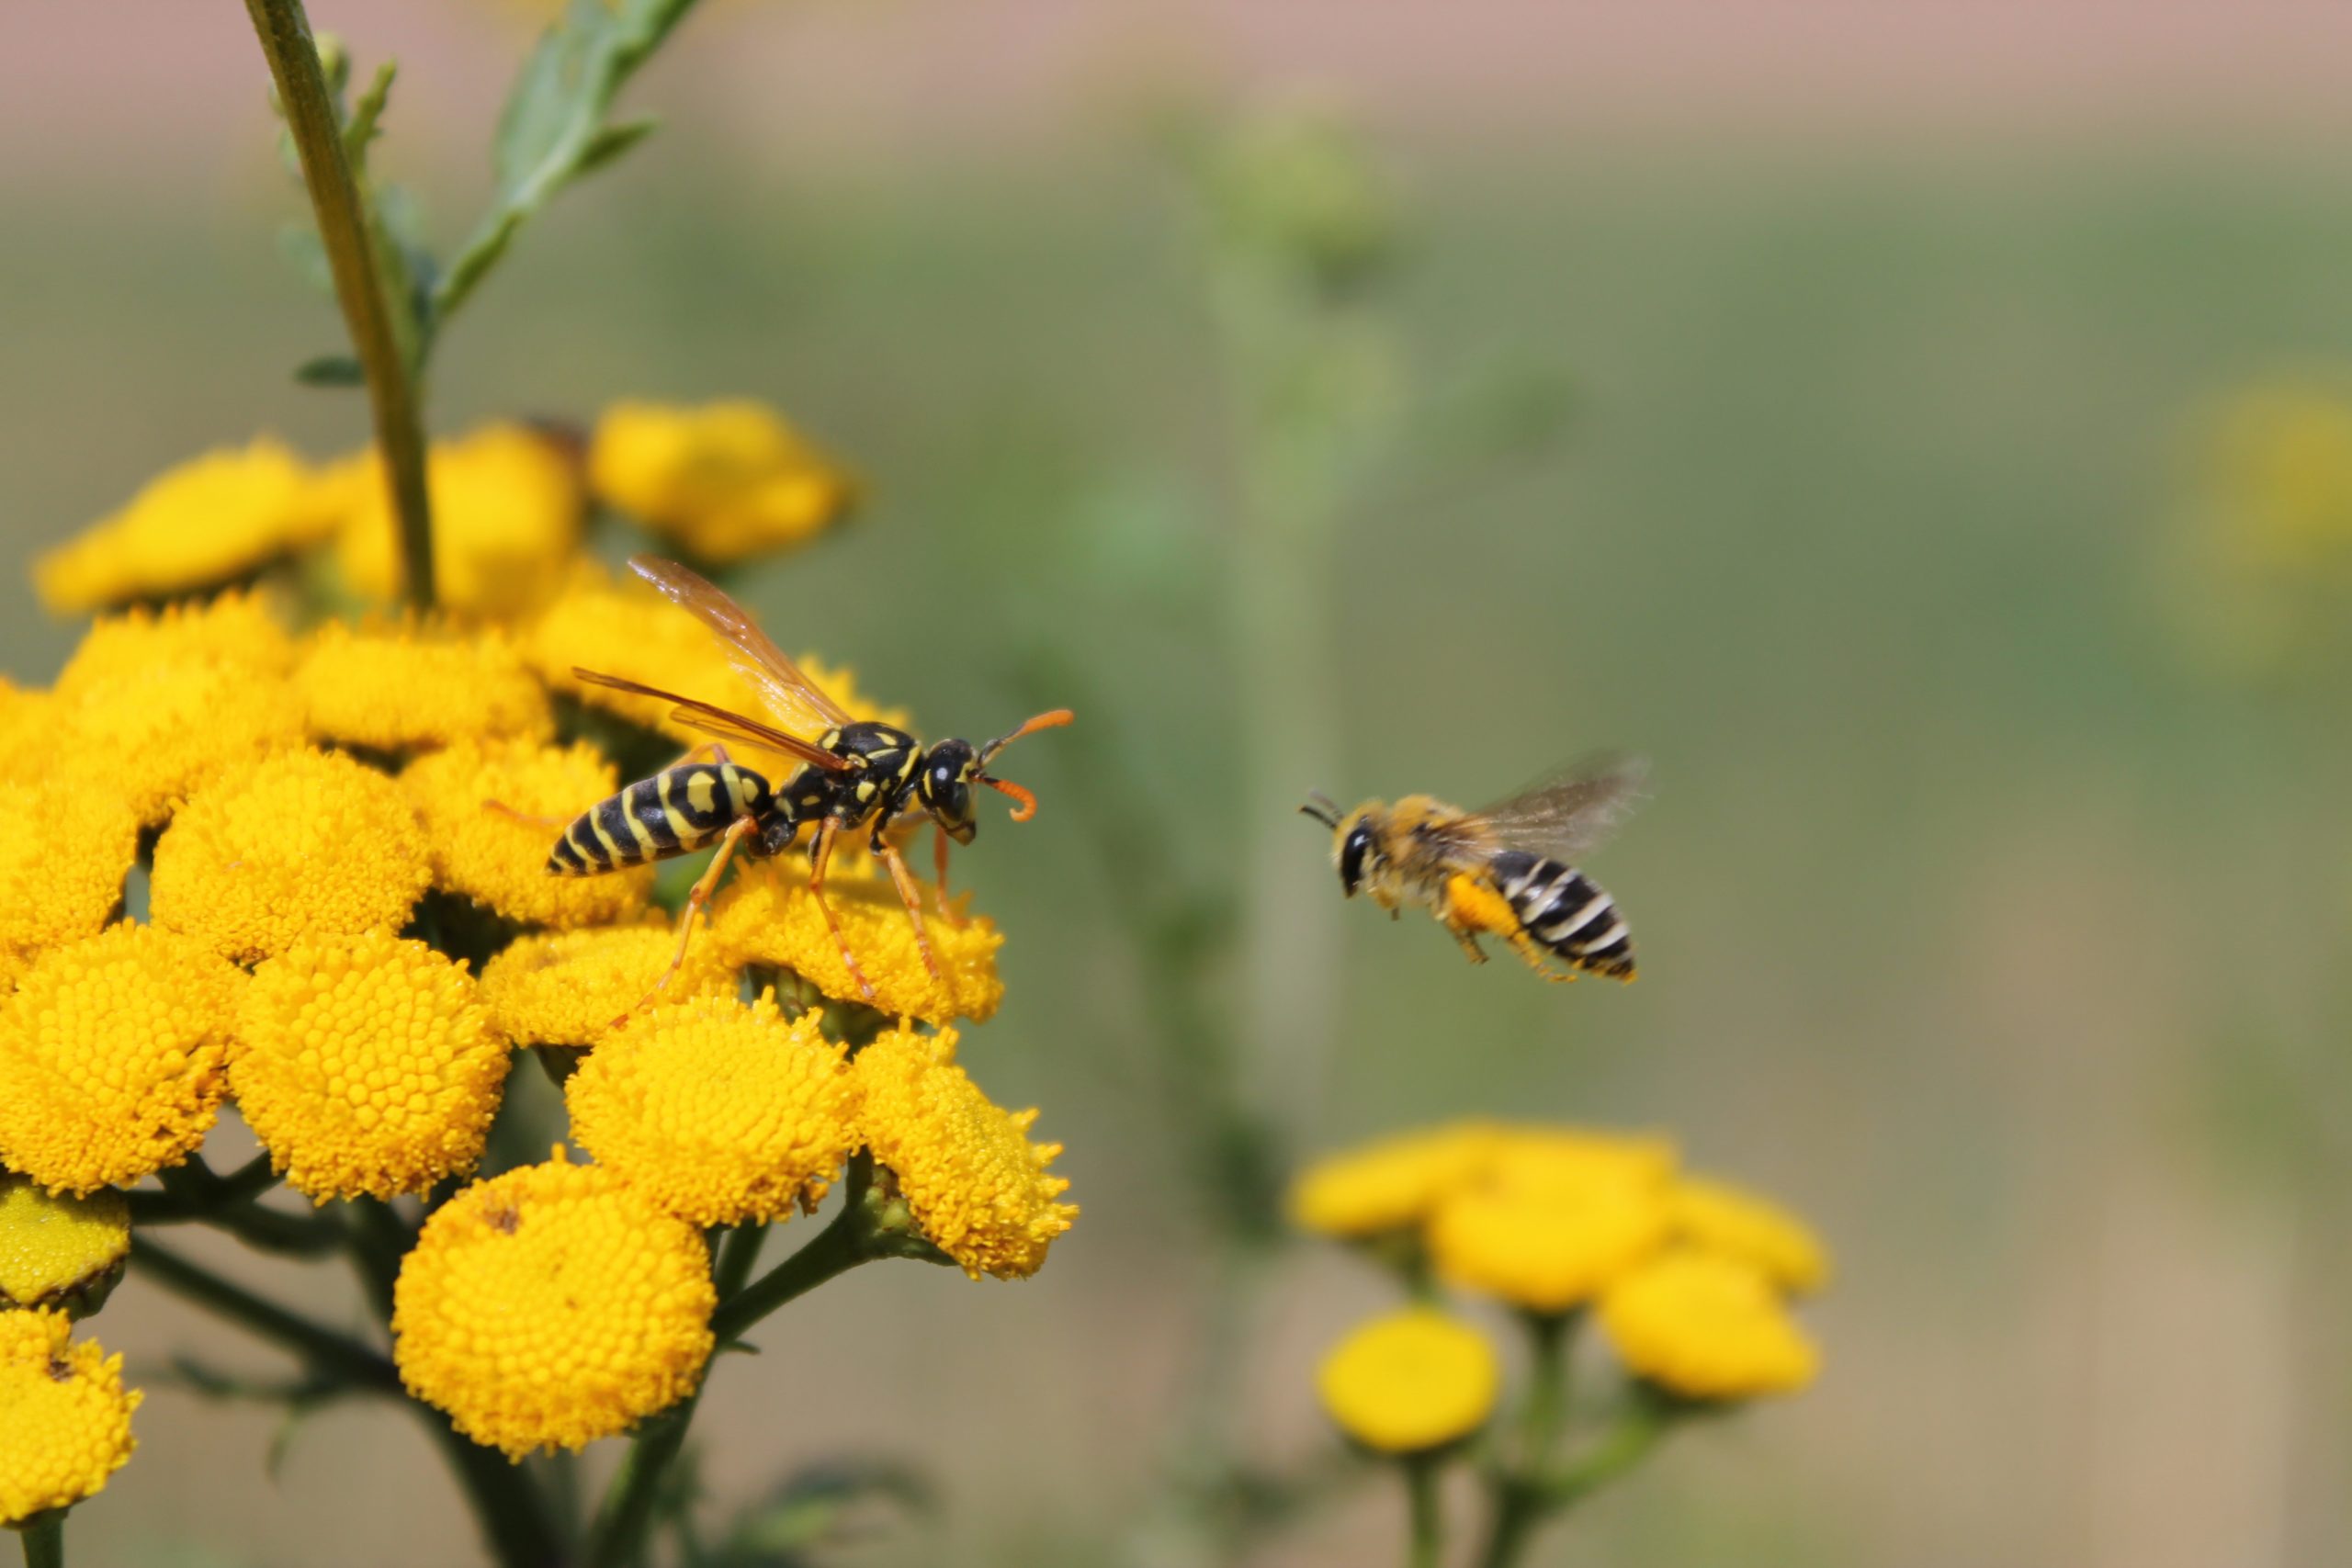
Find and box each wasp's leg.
[613,813,756,1026]
[931,821,965,926]
[808,818,879,1004]
[874,837,949,989]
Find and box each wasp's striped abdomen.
[1488,850,1636,979]
[548,762,773,875]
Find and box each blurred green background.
[12,4,2352,1565]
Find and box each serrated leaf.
[345,61,396,166]
[294,354,365,387]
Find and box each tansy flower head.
[590,400,856,565]
[1484,1125,1679,1195]
[0,781,138,957]
[0,924,240,1195]
[0,1175,130,1316]
[151,749,431,964]
[54,591,294,698]
[1288,1121,1503,1239]
[850,1024,1075,1280]
[33,437,329,613]
[0,681,51,788]
[328,423,582,619]
[1429,1159,1671,1316]
[392,1151,716,1458]
[712,874,1002,1026]
[52,660,303,827]
[568,992,857,1226]
[1316,1308,1499,1455]
[0,1310,141,1524]
[294,619,553,753]
[403,739,652,928]
[1671,1176,1830,1296]
[1599,1249,1820,1402]
[234,929,510,1202]
[479,923,736,1049]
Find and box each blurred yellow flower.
[392,1151,716,1458]
[0,781,138,958]
[1316,1307,1498,1454]
[53,592,294,698]
[0,680,51,787]
[850,1024,1075,1280]
[328,423,582,618]
[402,738,652,928]
[712,873,1002,1026]
[1288,1121,1501,1239]
[1485,1125,1679,1194]
[52,660,303,827]
[568,992,856,1226]
[0,1310,141,1524]
[590,400,856,565]
[151,749,431,963]
[294,619,553,752]
[478,922,735,1049]
[0,924,240,1196]
[235,929,510,1202]
[1671,1176,1830,1296]
[1429,1156,1671,1315]
[0,1175,130,1315]
[1599,1249,1819,1401]
[33,437,330,613]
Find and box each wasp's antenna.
[1299,792,1341,829]
[979,707,1076,764]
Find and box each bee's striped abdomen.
[1489,850,1636,979]
[547,762,771,875]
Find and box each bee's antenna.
[1299,792,1341,829]
[973,708,1074,823]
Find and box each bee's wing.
[1463,753,1648,861]
[571,668,851,773]
[628,555,855,738]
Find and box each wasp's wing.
[1464,753,1648,861]
[571,669,850,773]
[628,556,854,738]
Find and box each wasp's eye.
[1339,824,1374,896]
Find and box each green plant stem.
[712,1223,767,1300]
[1405,1456,1442,1568]
[129,1237,399,1394]
[241,0,435,609]
[710,1196,870,1344]
[1549,1391,1676,1509]
[1475,1312,1577,1568]
[587,1392,697,1568]
[342,1197,411,1323]
[17,1515,62,1568]
[138,1160,341,1258]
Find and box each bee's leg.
[807,818,879,1004]
[613,814,755,1026]
[874,837,949,990]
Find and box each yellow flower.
[478,923,736,1048]
[328,423,582,618]
[0,925,240,1196]
[0,680,51,788]
[1599,1250,1820,1401]
[53,592,295,699]
[392,1151,716,1458]
[1288,1121,1502,1239]
[0,1310,141,1524]
[711,872,1002,1026]
[294,619,553,752]
[849,1024,1074,1280]
[402,739,652,928]
[234,929,510,1202]
[51,660,303,827]
[1671,1177,1830,1296]
[151,749,431,963]
[1316,1307,1498,1454]
[1428,1151,1672,1315]
[590,400,856,565]
[0,1175,130,1316]
[1484,1125,1679,1194]
[33,437,330,612]
[0,781,138,958]
[568,993,856,1225]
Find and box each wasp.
[1300,757,1647,981]
[539,556,1071,1010]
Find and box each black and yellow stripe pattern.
[547,762,772,875]
[1488,849,1636,979]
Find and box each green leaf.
[720,1461,934,1562]
[344,60,396,166]
[277,222,333,295]
[294,353,365,387]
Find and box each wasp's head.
[1301,794,1384,898]
[918,739,982,844]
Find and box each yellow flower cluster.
[0,1310,141,1524]
[478,923,734,1049]
[1317,1307,1499,1454]
[0,1175,130,1315]
[712,873,1004,1026]
[590,400,856,565]
[295,619,553,752]
[327,423,583,618]
[401,738,654,927]
[1295,1121,1826,1403]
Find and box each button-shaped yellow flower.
[568,993,857,1225]
[235,929,511,1202]
[1429,1149,1672,1315]
[294,619,553,753]
[478,923,737,1049]
[327,423,582,619]
[33,437,331,612]
[0,1310,141,1524]
[54,591,295,698]
[0,781,138,958]
[52,660,303,828]
[1671,1176,1830,1296]
[850,1024,1074,1280]
[402,739,653,928]
[0,680,51,789]
[0,1175,130,1316]
[590,400,856,565]
[1288,1121,1503,1239]
[1317,1308,1498,1454]
[1599,1249,1820,1401]
[711,874,1003,1026]
[151,749,431,964]
[0,924,240,1195]
[392,1152,716,1458]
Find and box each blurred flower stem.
[241,0,435,610]
[17,1514,63,1568]
[1405,1455,1442,1568]
[1475,1312,1575,1568]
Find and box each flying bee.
[1300,756,1648,982]
[535,555,1072,1014]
